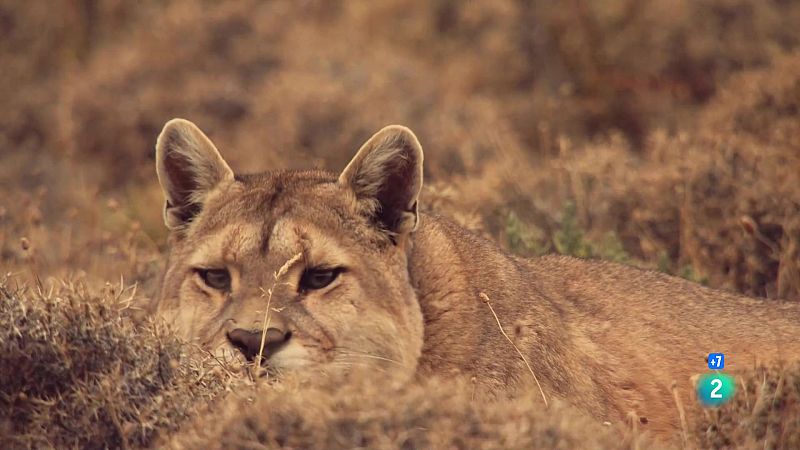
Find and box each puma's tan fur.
[151,119,800,440]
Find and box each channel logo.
[696,353,735,408]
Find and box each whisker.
[340,353,404,365]
[332,347,405,367]
[329,360,393,376]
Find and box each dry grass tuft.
[169,371,652,450]
[0,277,229,449]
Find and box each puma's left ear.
[339,125,424,239]
[155,118,234,230]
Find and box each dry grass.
[2,0,800,448]
[253,253,302,378]
[0,277,230,449]
[168,371,653,450]
[480,292,549,408]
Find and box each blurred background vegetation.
[2,0,800,300]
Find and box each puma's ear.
[339,125,424,239]
[155,118,234,230]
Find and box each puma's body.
[151,119,800,441]
[411,213,800,436]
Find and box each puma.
[151,118,800,439]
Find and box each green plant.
[505,210,548,256]
[678,264,709,286]
[506,202,632,263]
[596,232,630,264]
[553,202,594,259]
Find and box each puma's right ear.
[339,125,424,240]
[155,118,234,230]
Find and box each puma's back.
[151,119,800,442]
[410,211,800,436]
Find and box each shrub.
[0,278,227,449]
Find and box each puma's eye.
[299,268,342,291]
[196,268,232,291]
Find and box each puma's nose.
[226,327,291,362]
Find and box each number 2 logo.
[709,378,723,398]
[697,373,734,407]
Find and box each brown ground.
[1,1,800,448]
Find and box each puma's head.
[152,119,425,380]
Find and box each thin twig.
[671,381,690,450]
[479,292,548,407]
[252,289,273,378]
[254,253,303,376]
[194,344,237,379]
